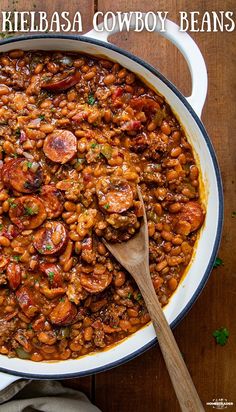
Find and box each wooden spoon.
[103,187,204,412]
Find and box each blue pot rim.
[0,33,223,380]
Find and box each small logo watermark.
[206,399,234,409]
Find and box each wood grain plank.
[95,1,236,411]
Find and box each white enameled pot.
[0,16,223,386]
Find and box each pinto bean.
[40,185,64,219]
[9,196,47,229]
[37,331,57,345]
[43,130,77,164]
[49,298,77,326]
[33,221,68,254]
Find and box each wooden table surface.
[2,0,236,410]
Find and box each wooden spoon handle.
[138,279,205,412]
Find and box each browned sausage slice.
[130,97,160,112]
[1,158,43,193]
[96,177,134,213]
[43,130,77,164]
[49,298,77,326]
[80,268,112,294]
[175,201,205,236]
[41,70,81,92]
[16,286,38,318]
[39,263,63,287]
[7,262,21,290]
[40,185,64,219]
[33,222,68,255]
[1,159,15,187]
[9,196,47,229]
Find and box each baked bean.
[161,121,171,135]
[119,319,131,331]
[31,352,43,362]
[84,326,93,341]
[69,341,82,352]
[156,260,168,272]
[114,271,126,287]
[171,147,182,157]
[168,277,178,291]
[0,236,10,247]
[169,203,182,213]
[103,74,116,85]
[0,85,10,95]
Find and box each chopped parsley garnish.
[213,327,229,346]
[59,297,65,302]
[48,271,54,282]
[104,203,110,210]
[39,114,45,120]
[213,257,223,268]
[13,255,20,262]
[0,224,3,231]
[76,158,85,165]
[28,323,33,330]
[127,292,132,299]
[8,198,17,208]
[24,182,31,189]
[27,161,33,169]
[136,293,142,301]
[87,94,96,105]
[90,142,97,149]
[46,244,52,250]
[15,128,21,137]
[24,205,39,216]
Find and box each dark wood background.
[1,1,236,410]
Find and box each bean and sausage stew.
[0,50,205,361]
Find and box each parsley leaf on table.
[213,257,223,268]
[213,327,229,346]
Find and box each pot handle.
[84,15,207,118]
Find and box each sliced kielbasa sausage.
[7,262,21,290]
[41,70,81,92]
[9,196,47,229]
[16,286,38,318]
[1,158,43,193]
[40,185,64,219]
[49,298,77,325]
[43,130,77,164]
[80,268,112,294]
[175,201,205,236]
[96,177,134,213]
[39,263,63,287]
[33,221,68,254]
[130,96,160,112]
